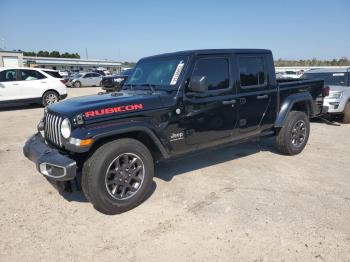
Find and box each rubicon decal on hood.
[84,104,144,118]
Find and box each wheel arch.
[275,92,313,128]
[89,127,170,161]
[42,89,59,98]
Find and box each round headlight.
[61,118,71,139]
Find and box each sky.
[0,0,349,62]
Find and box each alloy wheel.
[105,153,145,200]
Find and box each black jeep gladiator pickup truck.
[23,49,326,214]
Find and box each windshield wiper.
[123,84,135,90]
[139,84,156,94]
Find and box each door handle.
[257,94,269,100]
[41,81,47,83]
[12,83,19,85]
[222,99,237,105]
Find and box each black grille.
[44,112,63,147]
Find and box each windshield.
[125,56,187,88]
[302,72,348,86]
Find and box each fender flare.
[275,92,314,128]
[91,125,170,158]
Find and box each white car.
[65,72,102,88]
[0,67,67,107]
[279,71,302,79]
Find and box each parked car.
[23,49,326,214]
[279,70,302,79]
[0,67,67,107]
[58,70,69,77]
[92,69,111,76]
[101,69,134,92]
[65,72,103,88]
[301,68,350,123]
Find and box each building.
[0,50,23,67]
[23,56,122,73]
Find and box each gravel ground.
[0,87,349,262]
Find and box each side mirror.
[188,76,208,93]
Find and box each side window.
[20,70,46,81]
[92,73,100,77]
[0,70,17,82]
[84,73,91,78]
[191,57,230,91]
[239,57,266,88]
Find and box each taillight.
[60,79,66,84]
[323,86,330,97]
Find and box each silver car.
[66,72,103,88]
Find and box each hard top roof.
[143,49,272,59]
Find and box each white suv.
[0,67,67,107]
[302,68,350,123]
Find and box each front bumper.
[324,98,347,114]
[23,133,77,181]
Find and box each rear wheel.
[82,138,154,214]
[276,111,310,155]
[73,81,81,88]
[42,91,59,106]
[342,101,350,124]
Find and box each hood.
[48,90,173,119]
[328,85,349,92]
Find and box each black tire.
[42,90,59,106]
[73,81,81,88]
[342,102,350,124]
[276,111,310,155]
[82,138,154,214]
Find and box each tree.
[49,51,61,58]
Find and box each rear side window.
[20,70,46,81]
[43,70,62,78]
[239,57,266,87]
[0,69,17,82]
[192,57,229,91]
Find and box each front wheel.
[276,111,310,155]
[82,138,154,214]
[73,81,81,88]
[42,91,59,106]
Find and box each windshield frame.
[124,55,189,91]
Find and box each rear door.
[82,73,94,86]
[91,73,102,86]
[236,54,277,133]
[0,69,22,101]
[182,55,238,146]
[19,69,48,99]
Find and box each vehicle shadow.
[50,137,278,203]
[0,104,42,112]
[155,137,278,182]
[54,177,157,204]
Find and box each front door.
[0,69,22,102]
[236,55,277,133]
[182,55,238,146]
